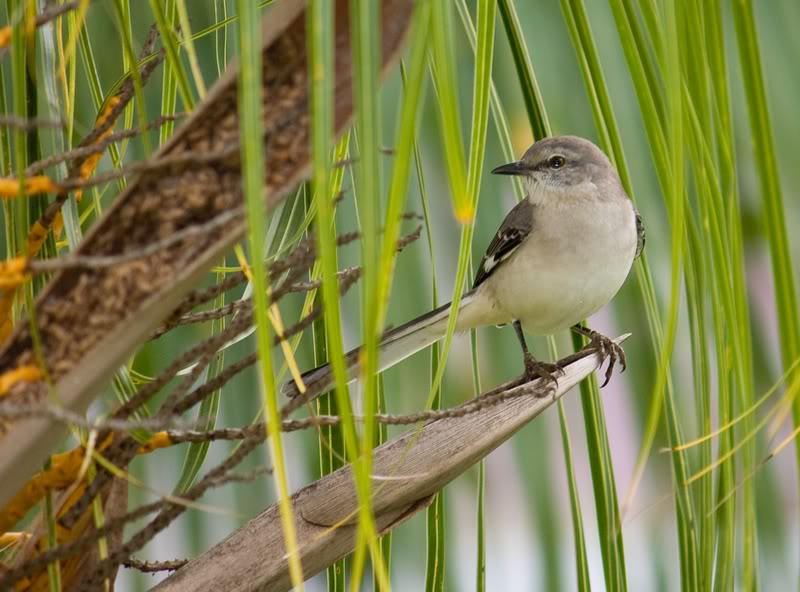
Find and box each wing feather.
[473,199,535,289]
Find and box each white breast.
[479,196,638,335]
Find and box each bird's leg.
[571,324,626,387]
[513,320,563,390]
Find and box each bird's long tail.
[281,290,481,398]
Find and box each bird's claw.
[585,331,626,387]
[523,354,564,395]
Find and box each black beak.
[491,160,528,176]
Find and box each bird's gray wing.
[473,198,535,289]
[635,210,645,259]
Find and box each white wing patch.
[479,241,521,277]
[482,254,498,275]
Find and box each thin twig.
[161,266,360,330]
[0,402,194,432]
[166,377,559,447]
[25,114,186,175]
[122,558,189,573]
[35,0,81,27]
[45,145,240,194]
[0,114,64,131]
[113,307,255,420]
[156,223,418,338]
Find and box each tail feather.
[281,291,478,398]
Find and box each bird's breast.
[484,198,638,334]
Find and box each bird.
[283,135,645,400]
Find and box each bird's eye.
[548,155,566,169]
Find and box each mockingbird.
[284,135,644,398]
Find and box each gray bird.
[284,135,644,399]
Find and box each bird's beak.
[491,160,528,176]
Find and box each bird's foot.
[584,331,626,387]
[523,354,564,395]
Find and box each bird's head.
[492,135,619,203]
